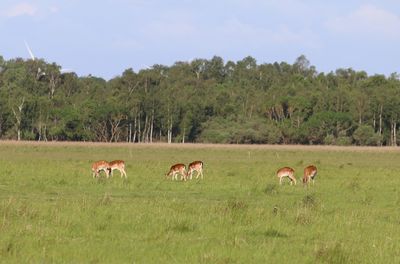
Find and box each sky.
[0,0,399,80]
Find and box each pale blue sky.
[1,0,399,79]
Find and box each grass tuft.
[301,193,319,210]
[99,192,112,206]
[295,209,312,225]
[263,228,288,238]
[315,242,351,263]
[263,184,279,195]
[227,200,248,211]
[346,178,361,192]
[166,220,196,233]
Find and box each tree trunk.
[43,125,48,141]
[38,122,42,141]
[167,117,172,144]
[357,98,364,125]
[128,122,132,142]
[138,113,141,143]
[49,73,58,99]
[379,105,383,136]
[150,110,154,143]
[12,97,25,141]
[133,116,137,143]
[142,114,148,143]
[373,113,376,131]
[93,121,108,142]
[109,115,124,142]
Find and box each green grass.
[0,143,399,263]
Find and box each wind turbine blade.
[24,40,35,60]
[60,68,73,73]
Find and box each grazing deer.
[166,163,187,181]
[277,167,296,185]
[187,160,204,180]
[109,160,127,178]
[92,160,111,178]
[303,165,317,185]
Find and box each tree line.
[0,54,399,145]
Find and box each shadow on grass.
[248,228,289,239]
[263,228,288,238]
[347,179,361,193]
[226,199,248,212]
[302,193,318,209]
[166,220,196,234]
[263,184,279,195]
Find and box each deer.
[109,160,127,179]
[91,160,111,178]
[303,165,317,185]
[166,163,187,181]
[276,167,296,185]
[187,160,204,180]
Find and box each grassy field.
[0,142,399,263]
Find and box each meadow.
[0,142,399,263]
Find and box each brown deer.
[166,163,187,181]
[303,165,317,185]
[187,160,204,180]
[109,160,127,178]
[277,167,296,185]
[91,160,111,178]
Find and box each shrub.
[353,125,380,146]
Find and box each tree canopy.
[0,54,399,146]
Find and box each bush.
[199,116,276,144]
[324,134,335,145]
[336,136,352,146]
[353,125,380,146]
[265,124,282,144]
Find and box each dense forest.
[0,54,399,145]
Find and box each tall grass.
[0,143,399,263]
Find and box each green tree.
[353,125,381,146]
